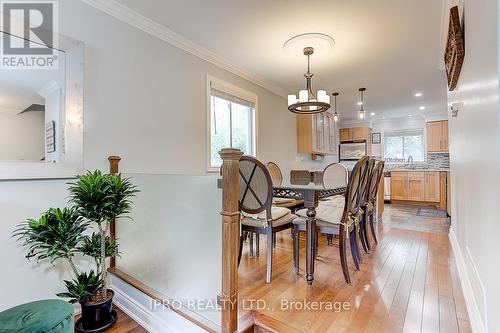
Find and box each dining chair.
[292,156,370,284]
[266,161,283,187]
[321,162,348,246]
[358,159,377,253]
[361,160,385,249]
[238,155,297,283]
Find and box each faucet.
[407,155,414,164]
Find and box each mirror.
[0,31,83,179]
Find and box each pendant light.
[358,88,367,120]
[332,92,340,123]
[287,47,331,114]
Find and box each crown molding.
[80,0,287,98]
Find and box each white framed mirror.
[0,31,84,179]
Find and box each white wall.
[0,112,45,161]
[447,0,500,331]
[0,0,337,311]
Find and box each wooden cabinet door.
[326,114,336,153]
[424,172,440,202]
[340,128,351,142]
[427,122,443,152]
[391,172,408,200]
[408,172,425,201]
[442,121,449,151]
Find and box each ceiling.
[116,0,448,122]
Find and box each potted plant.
[14,170,138,332]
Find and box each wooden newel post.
[108,155,121,268]
[219,148,243,333]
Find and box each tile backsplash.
[426,153,450,169]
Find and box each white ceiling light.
[409,114,413,117]
[414,92,423,97]
[419,106,426,110]
[357,101,363,106]
[370,112,375,116]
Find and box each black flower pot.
[75,289,118,333]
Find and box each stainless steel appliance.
[384,173,391,201]
[339,141,367,161]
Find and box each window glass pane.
[403,135,424,161]
[210,96,230,167]
[231,102,252,155]
[385,136,404,159]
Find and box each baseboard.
[449,227,487,333]
[110,274,212,333]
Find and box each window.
[384,130,424,162]
[208,78,256,170]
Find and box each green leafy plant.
[14,170,138,304]
[56,270,102,303]
[13,207,89,276]
[68,171,138,299]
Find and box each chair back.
[360,159,376,205]
[266,162,283,187]
[322,163,348,189]
[239,156,273,218]
[342,156,370,220]
[368,160,385,204]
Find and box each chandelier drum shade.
[287,47,331,114]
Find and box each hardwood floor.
[76,308,147,333]
[238,204,471,333]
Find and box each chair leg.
[314,231,319,258]
[238,232,246,267]
[339,225,351,284]
[256,233,260,257]
[364,210,371,251]
[359,213,369,253]
[266,228,273,283]
[293,226,299,275]
[350,227,360,271]
[273,233,277,248]
[369,213,378,244]
[249,232,254,257]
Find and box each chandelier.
[358,88,367,120]
[287,47,330,114]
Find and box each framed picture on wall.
[372,132,381,144]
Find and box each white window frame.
[383,128,425,162]
[206,76,258,172]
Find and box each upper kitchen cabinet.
[426,120,449,153]
[339,127,372,155]
[297,112,337,157]
[339,127,371,142]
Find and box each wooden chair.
[237,155,297,283]
[292,156,370,284]
[358,159,377,253]
[266,161,283,187]
[320,163,348,246]
[361,160,385,250]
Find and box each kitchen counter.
[389,168,450,172]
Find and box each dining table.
[273,184,346,285]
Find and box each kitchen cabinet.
[424,172,440,202]
[297,112,337,156]
[390,171,441,203]
[408,172,425,201]
[390,172,408,200]
[426,120,449,152]
[339,127,372,155]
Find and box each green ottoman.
[0,300,74,333]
